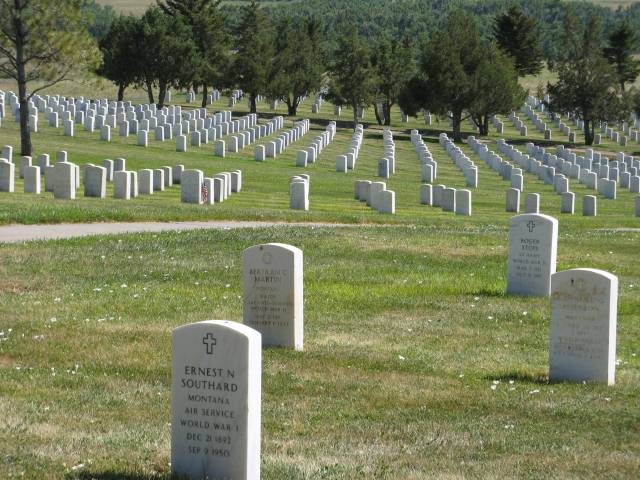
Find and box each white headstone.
[549,269,617,385]
[243,243,303,351]
[171,320,261,480]
[506,213,558,297]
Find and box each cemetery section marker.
[243,243,303,351]
[507,213,558,297]
[549,269,618,385]
[171,320,261,480]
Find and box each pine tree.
[267,17,325,116]
[370,34,415,125]
[399,11,485,142]
[326,27,376,130]
[158,0,228,107]
[469,45,526,136]
[493,5,544,77]
[98,15,139,102]
[547,14,623,145]
[603,20,640,92]
[231,0,274,113]
[0,0,101,156]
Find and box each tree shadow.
[70,472,187,480]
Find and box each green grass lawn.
[1,82,639,478]
[0,224,638,479]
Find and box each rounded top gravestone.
[243,243,304,351]
[507,213,558,297]
[171,320,261,480]
[549,269,618,386]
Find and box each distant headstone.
[506,213,558,297]
[181,169,203,204]
[524,193,540,214]
[243,243,304,351]
[0,159,15,192]
[583,195,597,216]
[171,320,261,480]
[549,269,618,385]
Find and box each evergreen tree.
[268,17,325,116]
[469,45,526,135]
[493,5,544,77]
[399,11,485,142]
[603,20,640,92]
[231,0,274,113]
[326,27,376,130]
[137,7,199,108]
[547,14,623,145]
[370,34,415,125]
[98,15,139,102]
[158,0,229,107]
[0,0,101,156]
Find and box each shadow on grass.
[70,472,183,480]
[483,371,550,385]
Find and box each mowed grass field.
[0,225,639,479]
[0,81,639,478]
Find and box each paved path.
[0,220,357,243]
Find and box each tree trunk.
[287,102,297,116]
[117,83,125,102]
[15,11,32,156]
[157,81,167,109]
[373,103,383,126]
[584,118,593,145]
[194,84,199,94]
[451,111,462,142]
[352,103,358,131]
[249,93,257,114]
[146,79,155,105]
[201,83,208,108]
[478,114,489,136]
[383,99,392,126]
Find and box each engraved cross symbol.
[203,333,217,354]
[527,220,536,233]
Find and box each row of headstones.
[4,87,266,155]
[528,94,640,146]
[468,136,525,191]
[289,175,310,210]
[551,145,640,193]
[172,233,622,480]
[505,188,606,216]
[515,141,628,199]
[419,183,472,216]
[519,104,556,140]
[354,180,395,213]
[254,119,309,161]
[524,96,579,141]
[0,145,242,205]
[376,128,397,178]
[296,122,336,167]
[210,115,281,158]
[496,139,619,199]
[181,169,242,205]
[410,131,438,184]
[439,133,478,188]
[335,125,364,172]
[124,110,242,148]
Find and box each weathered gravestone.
[507,213,558,297]
[243,243,303,351]
[171,320,261,480]
[549,269,618,385]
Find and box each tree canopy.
[0,0,101,155]
[493,4,544,77]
